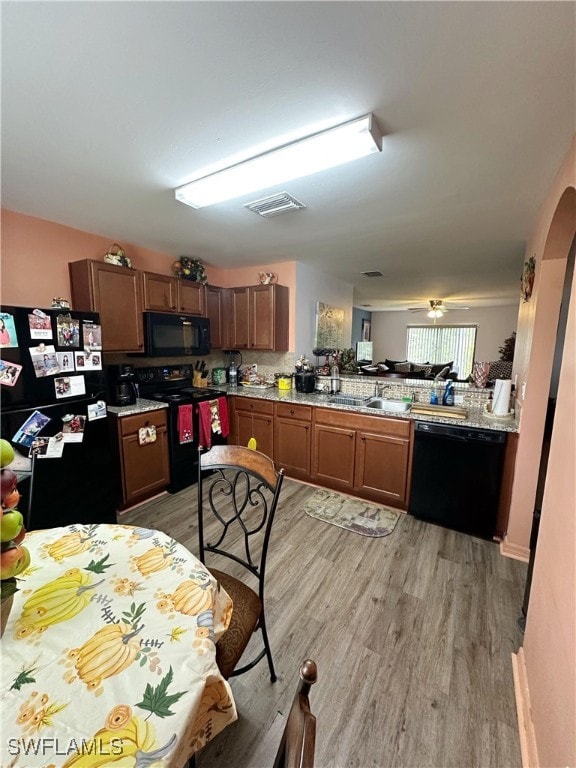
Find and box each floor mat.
[303,488,400,537]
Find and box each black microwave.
[142,312,210,357]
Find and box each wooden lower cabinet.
[274,403,312,480]
[229,397,413,508]
[312,422,356,491]
[312,407,413,508]
[116,409,170,508]
[232,397,274,459]
[355,430,411,506]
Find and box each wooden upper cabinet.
[229,287,250,349]
[178,280,205,315]
[205,285,225,349]
[69,259,144,352]
[142,272,205,315]
[228,284,289,351]
[142,272,178,312]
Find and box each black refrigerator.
[0,305,120,530]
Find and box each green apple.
[0,439,15,469]
[0,510,24,543]
[0,543,30,579]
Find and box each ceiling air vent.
[362,270,384,277]
[244,192,306,218]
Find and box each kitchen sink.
[365,398,411,412]
[328,394,369,406]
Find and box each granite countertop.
[106,398,169,417]
[226,385,518,433]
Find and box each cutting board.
[410,403,469,419]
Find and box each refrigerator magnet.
[12,409,51,448]
[82,321,102,350]
[56,314,80,348]
[30,435,65,459]
[54,375,86,399]
[0,312,18,348]
[75,350,102,370]
[87,400,107,421]
[30,344,60,377]
[56,351,75,372]
[61,414,86,443]
[28,311,53,340]
[0,359,22,387]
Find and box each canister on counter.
[277,375,293,391]
[211,367,227,385]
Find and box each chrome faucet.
[374,381,390,397]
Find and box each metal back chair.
[274,659,318,768]
[197,444,285,681]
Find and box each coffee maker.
[107,363,138,406]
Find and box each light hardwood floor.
[122,479,527,768]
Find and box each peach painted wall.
[1,209,296,349]
[510,137,575,767]
[523,259,575,768]
[0,209,227,305]
[505,138,576,555]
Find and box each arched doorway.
[505,186,576,556]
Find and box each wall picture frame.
[362,319,371,341]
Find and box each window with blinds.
[406,325,478,378]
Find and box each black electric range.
[136,366,227,493]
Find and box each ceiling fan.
[407,299,470,318]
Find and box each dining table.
[0,523,237,767]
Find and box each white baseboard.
[500,536,530,562]
[512,647,539,768]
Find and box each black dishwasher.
[409,421,506,540]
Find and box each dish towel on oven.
[177,404,193,444]
[198,397,230,449]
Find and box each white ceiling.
[2,2,574,310]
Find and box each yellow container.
[277,376,292,391]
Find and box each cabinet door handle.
[290,409,295,414]
[304,426,309,431]
[361,436,366,441]
[349,433,354,439]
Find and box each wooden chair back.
[274,659,318,768]
[197,444,285,680]
[197,444,284,588]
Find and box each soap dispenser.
[430,386,439,405]
[330,364,340,394]
[442,380,454,406]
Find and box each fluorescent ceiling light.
[175,113,382,209]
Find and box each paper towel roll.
[492,379,512,416]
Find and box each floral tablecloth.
[0,524,237,767]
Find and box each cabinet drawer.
[119,409,167,437]
[313,407,411,438]
[275,402,312,421]
[234,397,274,415]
